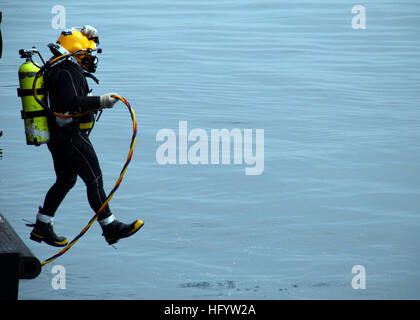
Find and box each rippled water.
[0,0,420,299]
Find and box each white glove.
[100,93,119,109]
[81,25,98,41]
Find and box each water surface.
[0,0,419,299]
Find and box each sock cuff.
[36,213,54,224]
[98,214,116,227]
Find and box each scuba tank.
[17,49,50,146]
[17,42,102,146]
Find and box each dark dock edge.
[0,212,41,300]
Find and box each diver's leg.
[71,131,112,220]
[42,141,77,217]
[30,141,71,247]
[72,131,143,244]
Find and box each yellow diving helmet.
[56,28,100,73]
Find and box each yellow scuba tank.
[17,59,50,146]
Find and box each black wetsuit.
[41,59,112,221]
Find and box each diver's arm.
[57,68,101,114]
[75,95,101,112]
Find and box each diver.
[29,26,143,247]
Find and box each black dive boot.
[30,220,68,247]
[102,219,144,245]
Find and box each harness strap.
[21,109,49,119]
[17,87,47,97]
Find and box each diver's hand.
[81,25,98,41]
[100,93,119,109]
